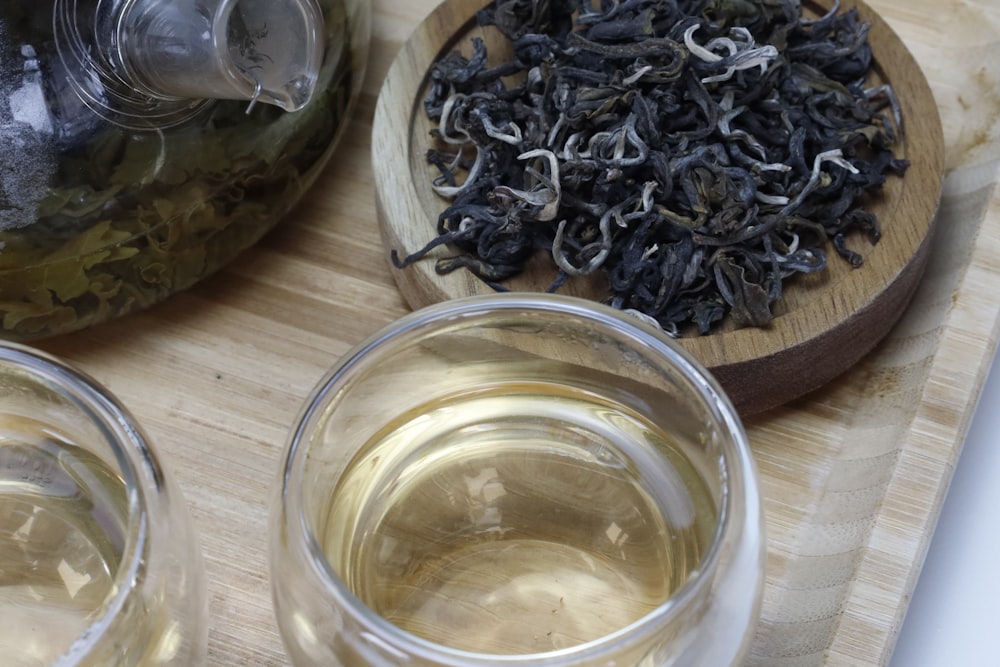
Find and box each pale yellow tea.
[320,381,718,655]
[0,417,128,665]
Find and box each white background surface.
[888,348,1000,665]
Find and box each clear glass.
[114,0,326,111]
[0,343,208,665]
[271,293,764,666]
[0,0,370,341]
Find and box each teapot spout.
[114,0,325,112]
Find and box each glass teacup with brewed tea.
[271,294,764,666]
[0,343,207,665]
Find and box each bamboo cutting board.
[37,0,1000,665]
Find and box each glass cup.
[271,293,764,666]
[0,343,208,666]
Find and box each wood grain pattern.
[27,0,1000,665]
[373,0,946,415]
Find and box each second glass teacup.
[270,294,764,666]
[0,343,208,666]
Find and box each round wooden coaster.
[373,0,944,414]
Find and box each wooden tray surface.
[38,0,1000,664]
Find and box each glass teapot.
[0,0,370,341]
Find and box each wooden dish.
[372,0,945,415]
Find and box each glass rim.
[280,293,757,665]
[0,342,156,665]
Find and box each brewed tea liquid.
[0,419,128,665]
[322,382,717,655]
